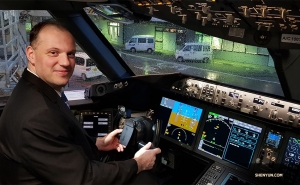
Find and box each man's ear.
[26,46,35,66]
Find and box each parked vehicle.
[125,35,155,53]
[175,42,212,62]
[73,52,103,80]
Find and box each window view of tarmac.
[19,10,282,97]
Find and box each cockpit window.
[85,9,282,96]
[0,9,282,97]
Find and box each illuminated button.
[278,118,283,122]
[186,80,192,86]
[289,115,295,121]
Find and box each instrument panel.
[155,95,300,185]
[84,74,300,185]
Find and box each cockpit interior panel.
[0,0,300,184]
[80,73,300,185]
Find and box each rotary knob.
[289,114,295,121]
[186,80,192,87]
[270,109,278,119]
[253,105,260,111]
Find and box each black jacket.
[0,69,137,184]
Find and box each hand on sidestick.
[133,142,161,173]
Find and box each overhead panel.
[127,0,300,49]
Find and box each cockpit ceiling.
[0,0,299,49]
[127,0,300,49]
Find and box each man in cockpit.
[0,19,161,184]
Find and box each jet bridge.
[0,10,27,96]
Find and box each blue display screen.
[158,97,203,148]
[265,132,282,148]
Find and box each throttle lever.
[137,141,155,150]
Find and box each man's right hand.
[133,142,161,174]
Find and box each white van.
[125,35,155,53]
[175,42,212,63]
[73,52,103,80]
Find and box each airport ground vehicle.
[0,0,300,185]
[125,35,155,53]
[74,52,103,80]
[175,42,212,62]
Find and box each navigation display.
[158,97,203,149]
[280,137,300,184]
[196,111,263,169]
